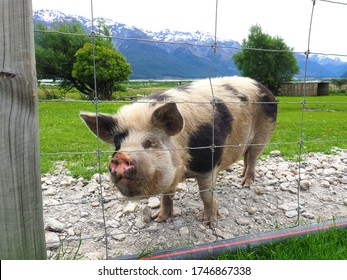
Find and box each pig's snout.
[109,152,136,180]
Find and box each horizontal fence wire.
[36,0,347,258]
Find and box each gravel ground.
[42,148,347,259]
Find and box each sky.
[32,0,347,61]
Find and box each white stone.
[300,180,312,191]
[285,210,298,218]
[270,150,281,157]
[302,212,315,219]
[278,202,297,212]
[111,230,126,241]
[179,227,190,236]
[123,202,137,214]
[148,197,161,209]
[45,231,60,250]
[236,217,251,226]
[45,217,64,232]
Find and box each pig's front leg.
[197,175,219,228]
[151,193,175,222]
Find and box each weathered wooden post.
[0,0,46,259]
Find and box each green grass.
[39,101,123,178]
[38,88,347,178]
[265,95,347,158]
[215,226,347,260]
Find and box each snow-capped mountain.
[33,9,347,79]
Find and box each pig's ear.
[151,103,184,136]
[80,112,116,144]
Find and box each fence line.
[35,0,347,259]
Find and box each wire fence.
[36,0,347,259]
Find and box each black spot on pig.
[223,84,248,103]
[188,101,233,173]
[80,113,118,144]
[176,84,191,92]
[256,83,278,122]
[113,130,129,151]
[142,92,169,106]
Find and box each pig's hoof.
[241,177,254,187]
[202,210,220,229]
[151,210,172,223]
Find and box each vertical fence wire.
[89,0,109,259]
[34,0,347,259]
[208,0,219,235]
[296,0,317,226]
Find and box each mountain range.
[33,9,347,80]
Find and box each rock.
[142,206,153,223]
[321,196,334,202]
[45,217,65,232]
[320,180,330,188]
[173,206,182,217]
[80,211,90,218]
[176,182,188,192]
[91,201,100,207]
[44,186,57,196]
[219,207,229,217]
[236,217,251,226]
[45,231,60,250]
[60,180,72,187]
[300,180,312,191]
[285,210,298,218]
[107,219,120,228]
[278,203,297,212]
[148,197,161,209]
[247,207,257,215]
[253,186,265,195]
[134,219,146,229]
[85,183,98,194]
[67,228,75,236]
[302,212,315,219]
[123,202,137,214]
[270,150,281,157]
[288,187,298,194]
[84,252,104,260]
[179,227,190,236]
[111,230,126,241]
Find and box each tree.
[331,78,347,90]
[35,20,132,100]
[233,25,299,94]
[35,21,90,94]
[72,42,132,100]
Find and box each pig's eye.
[142,138,160,149]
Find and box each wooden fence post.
[0,0,46,259]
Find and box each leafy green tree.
[331,78,347,90]
[233,24,299,94]
[35,20,132,100]
[72,42,132,100]
[35,21,90,94]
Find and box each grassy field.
[215,226,347,260]
[38,84,347,178]
[269,95,347,157]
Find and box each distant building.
[279,81,329,96]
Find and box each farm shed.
[279,81,329,96]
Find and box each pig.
[80,76,277,227]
